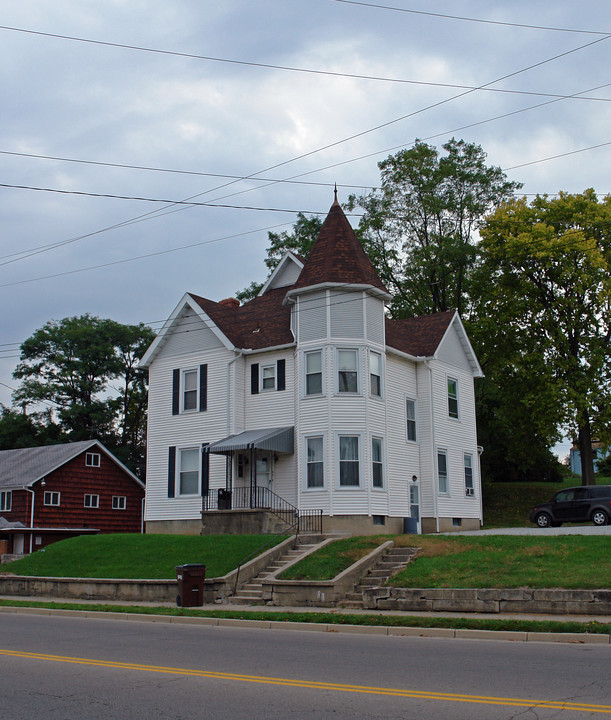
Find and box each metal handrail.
[204,486,323,535]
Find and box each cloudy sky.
[1,1,610,455]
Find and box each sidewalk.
[1,594,609,645]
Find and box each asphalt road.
[1,612,609,719]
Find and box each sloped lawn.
[0,534,286,579]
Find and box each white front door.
[409,484,421,533]
[256,455,271,490]
[14,534,25,554]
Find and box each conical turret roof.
[290,196,389,295]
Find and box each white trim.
[437,448,449,495]
[371,436,384,490]
[336,433,362,489]
[336,347,360,395]
[304,434,325,490]
[177,447,201,497]
[139,293,235,367]
[405,396,417,443]
[84,494,100,508]
[258,251,304,295]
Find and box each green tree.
[476,190,611,485]
[13,315,154,476]
[236,212,322,302]
[347,138,520,318]
[0,405,64,450]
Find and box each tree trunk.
[578,418,596,486]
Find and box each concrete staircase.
[229,536,325,605]
[340,546,419,609]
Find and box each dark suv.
[529,485,611,527]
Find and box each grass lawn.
[0,600,609,635]
[282,534,611,589]
[389,535,611,589]
[0,534,286,579]
[280,536,387,580]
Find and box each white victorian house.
[140,196,483,535]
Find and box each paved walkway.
[446,526,611,535]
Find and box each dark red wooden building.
[0,440,145,557]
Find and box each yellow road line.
[2,648,610,714]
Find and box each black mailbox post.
[175,564,206,607]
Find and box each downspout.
[226,350,243,436]
[25,485,35,554]
[425,360,440,533]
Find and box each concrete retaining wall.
[262,541,394,608]
[362,587,611,615]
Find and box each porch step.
[339,546,420,609]
[229,536,326,606]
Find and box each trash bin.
[403,517,418,534]
[175,563,206,607]
[218,488,232,510]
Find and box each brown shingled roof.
[190,286,293,350]
[385,310,455,357]
[292,199,388,294]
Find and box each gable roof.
[190,286,293,351]
[386,310,483,375]
[288,198,389,297]
[0,440,144,490]
[385,310,456,357]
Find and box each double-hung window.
[183,369,198,410]
[338,350,358,393]
[172,365,207,414]
[464,453,474,496]
[372,437,384,488]
[370,352,381,397]
[112,496,127,510]
[179,448,200,496]
[406,399,416,442]
[306,437,324,488]
[261,364,276,390]
[84,494,99,508]
[339,435,360,487]
[305,351,322,395]
[437,450,449,494]
[0,490,11,512]
[448,378,459,419]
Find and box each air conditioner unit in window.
[465,488,474,497]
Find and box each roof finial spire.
[333,183,339,205]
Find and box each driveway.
[446,525,611,536]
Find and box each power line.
[0,151,374,190]
[333,1,610,35]
[3,33,608,274]
[3,137,610,216]
[1,24,609,103]
[0,184,340,216]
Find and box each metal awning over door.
[204,426,294,455]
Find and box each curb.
[1,605,609,645]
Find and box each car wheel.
[592,510,609,526]
[535,512,552,528]
[176,594,182,607]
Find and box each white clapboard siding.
[330,290,364,339]
[145,341,237,522]
[297,291,327,342]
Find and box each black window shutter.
[168,446,176,498]
[251,363,259,394]
[199,364,208,411]
[172,369,180,415]
[201,445,209,496]
[277,359,286,391]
